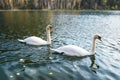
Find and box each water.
[0,10,120,80]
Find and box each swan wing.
[52,45,90,57]
[24,36,48,45]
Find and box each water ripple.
[0,10,120,80]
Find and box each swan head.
[46,25,53,31]
[94,35,102,41]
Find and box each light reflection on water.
[0,10,120,80]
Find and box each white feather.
[18,25,52,46]
[18,36,48,46]
[51,45,90,56]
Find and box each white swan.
[18,25,53,46]
[51,35,102,57]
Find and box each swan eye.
[98,36,102,41]
[49,26,53,30]
[50,26,53,29]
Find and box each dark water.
[0,10,120,80]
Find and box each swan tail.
[18,39,25,43]
[51,48,63,54]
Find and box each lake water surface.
[0,10,120,80]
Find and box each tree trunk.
[8,0,13,9]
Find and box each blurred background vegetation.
[0,0,120,10]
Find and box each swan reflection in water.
[90,55,99,73]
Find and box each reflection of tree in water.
[0,11,54,39]
[90,55,99,73]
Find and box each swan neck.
[46,28,51,44]
[91,38,96,54]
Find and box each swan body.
[51,45,91,56]
[51,35,102,57]
[18,25,53,46]
[18,36,49,46]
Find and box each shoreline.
[0,9,120,12]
